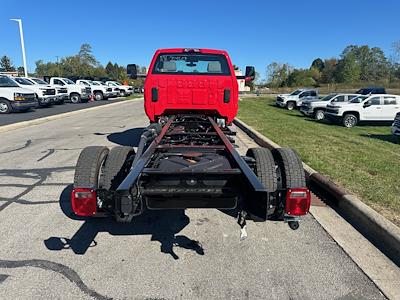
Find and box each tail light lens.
[71,188,97,216]
[285,188,311,216]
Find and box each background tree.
[309,67,321,84]
[105,61,117,79]
[342,45,389,81]
[92,66,107,79]
[0,56,16,71]
[78,44,99,67]
[35,60,60,76]
[391,41,400,80]
[309,58,324,84]
[115,63,127,81]
[311,58,325,72]
[320,58,338,83]
[266,62,292,87]
[287,69,316,87]
[335,52,361,83]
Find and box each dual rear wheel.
[246,147,306,191]
[246,147,306,221]
[73,146,135,216]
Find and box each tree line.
[0,55,23,73]
[1,43,146,85]
[3,42,400,88]
[265,42,400,88]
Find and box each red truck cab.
[129,48,254,124]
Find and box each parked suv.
[48,77,91,103]
[300,93,358,120]
[14,77,57,107]
[391,112,400,139]
[356,87,386,95]
[0,75,37,113]
[276,88,318,110]
[325,94,400,127]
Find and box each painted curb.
[0,98,142,134]
[234,117,400,266]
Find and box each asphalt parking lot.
[0,100,385,299]
[0,97,133,127]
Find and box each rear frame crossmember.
[114,115,271,220]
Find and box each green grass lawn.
[123,94,143,100]
[237,96,400,226]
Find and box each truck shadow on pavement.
[107,127,145,147]
[44,185,204,260]
[0,166,74,212]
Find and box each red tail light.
[71,188,97,216]
[285,188,311,216]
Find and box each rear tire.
[272,148,307,221]
[102,146,135,190]
[272,148,306,189]
[74,146,109,189]
[286,101,295,110]
[246,148,277,193]
[0,100,12,114]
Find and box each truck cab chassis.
[71,48,310,231]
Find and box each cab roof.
[154,48,228,55]
[295,88,317,91]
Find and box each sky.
[0,0,399,79]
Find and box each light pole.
[10,18,28,77]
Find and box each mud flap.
[245,190,270,222]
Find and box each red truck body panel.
[144,48,239,124]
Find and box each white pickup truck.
[76,80,116,100]
[94,81,120,97]
[14,77,57,107]
[276,88,319,110]
[19,77,67,105]
[49,77,91,103]
[0,75,37,114]
[325,94,400,127]
[105,81,133,97]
